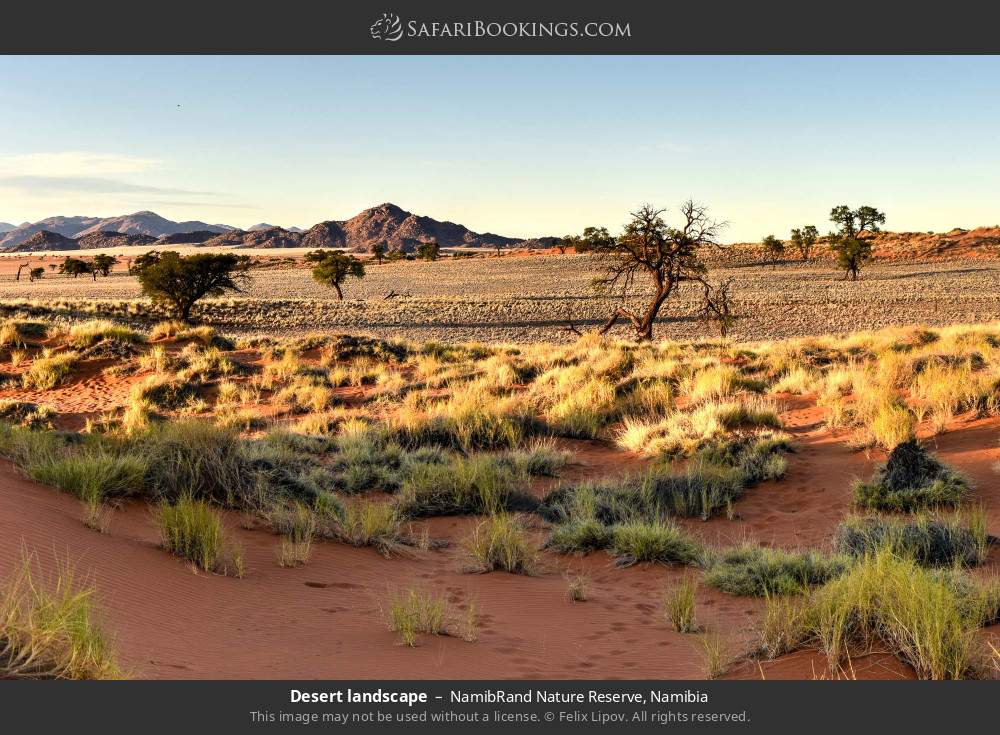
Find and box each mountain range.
[0,203,553,252]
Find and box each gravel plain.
[1,254,998,344]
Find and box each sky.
[0,56,998,242]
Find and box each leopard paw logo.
[370,12,403,42]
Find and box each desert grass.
[270,501,316,567]
[384,588,449,647]
[337,500,403,557]
[0,556,123,679]
[703,543,848,596]
[565,570,590,602]
[609,520,703,567]
[462,513,538,575]
[833,511,990,567]
[664,575,701,633]
[697,633,729,679]
[64,320,145,350]
[156,496,244,576]
[25,448,147,506]
[0,399,55,429]
[22,350,79,390]
[399,454,535,517]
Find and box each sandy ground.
[1,254,1000,344]
[1,386,997,679]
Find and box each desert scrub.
[803,551,991,679]
[609,520,702,567]
[384,588,449,646]
[852,439,971,512]
[505,437,571,476]
[64,320,145,350]
[703,544,848,596]
[664,576,701,633]
[833,512,990,567]
[337,500,403,557]
[754,594,809,659]
[0,399,55,429]
[649,433,792,520]
[269,501,316,567]
[22,350,79,390]
[399,454,537,517]
[156,496,244,576]
[615,397,782,458]
[129,374,197,410]
[25,447,147,505]
[463,513,537,574]
[544,376,617,438]
[546,517,615,554]
[0,556,123,679]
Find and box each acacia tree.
[582,201,724,341]
[59,257,91,278]
[371,241,386,264]
[91,254,117,278]
[829,205,885,280]
[417,241,440,261]
[789,225,819,260]
[133,250,252,321]
[762,235,784,268]
[311,251,365,300]
[29,267,45,282]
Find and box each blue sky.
[0,56,998,241]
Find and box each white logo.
[370,12,403,41]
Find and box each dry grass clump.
[269,501,316,567]
[462,513,538,575]
[0,556,123,679]
[383,588,449,647]
[616,397,782,458]
[609,520,703,567]
[22,350,79,390]
[793,551,994,679]
[664,576,701,633]
[337,500,403,557]
[64,320,145,350]
[852,440,971,512]
[156,496,244,577]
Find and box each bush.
[609,520,702,567]
[462,514,537,574]
[26,449,148,505]
[704,544,848,596]
[833,513,989,567]
[399,455,536,517]
[0,557,123,679]
[156,496,243,576]
[546,518,614,553]
[852,440,971,511]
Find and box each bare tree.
[15,262,29,281]
[583,201,725,341]
[699,278,738,337]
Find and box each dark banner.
[2,680,996,733]
[2,1,1000,53]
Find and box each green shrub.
[704,544,848,596]
[852,440,971,512]
[399,455,536,517]
[833,513,989,567]
[26,450,147,505]
[609,520,702,567]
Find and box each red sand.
[0,397,997,679]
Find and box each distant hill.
[155,230,223,245]
[13,230,79,251]
[0,203,551,252]
[77,231,158,249]
[0,222,16,233]
[0,211,233,250]
[204,227,304,249]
